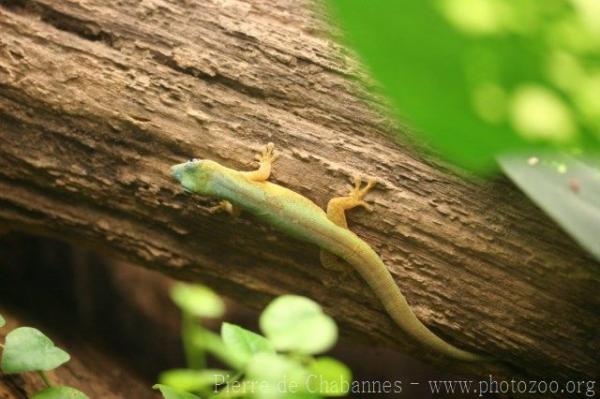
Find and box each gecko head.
[171,159,219,194]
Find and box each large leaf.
[330,0,600,170]
[0,314,5,327]
[260,296,337,354]
[1,327,70,373]
[31,386,88,399]
[499,152,600,260]
[221,322,275,367]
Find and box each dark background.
[0,232,488,398]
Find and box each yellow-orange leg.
[243,142,278,182]
[208,200,241,217]
[209,143,278,216]
[320,175,377,273]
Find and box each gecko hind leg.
[243,142,278,182]
[208,200,241,217]
[320,175,377,277]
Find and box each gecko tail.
[419,332,493,363]
[378,276,492,362]
[343,237,492,362]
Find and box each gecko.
[171,142,488,362]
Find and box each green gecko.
[171,143,488,362]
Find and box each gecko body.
[171,143,487,362]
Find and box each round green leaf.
[153,384,201,399]
[221,322,275,366]
[246,353,309,399]
[1,327,70,373]
[0,314,5,327]
[159,368,230,392]
[31,386,88,399]
[259,296,337,354]
[307,357,351,397]
[170,283,225,318]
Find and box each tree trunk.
[0,0,597,381]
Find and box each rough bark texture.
[0,0,598,382]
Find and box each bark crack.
[1,0,115,46]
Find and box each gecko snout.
[170,163,185,182]
[171,159,200,180]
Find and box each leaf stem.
[38,370,52,387]
[182,311,206,369]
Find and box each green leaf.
[180,326,242,370]
[159,368,230,393]
[260,296,337,354]
[245,353,311,399]
[307,357,351,397]
[499,152,600,260]
[0,314,5,327]
[31,386,88,399]
[170,283,225,319]
[329,1,600,170]
[1,327,70,373]
[221,323,275,367]
[153,384,201,399]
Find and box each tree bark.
[0,0,597,381]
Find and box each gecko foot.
[208,200,241,217]
[254,142,278,165]
[345,175,377,211]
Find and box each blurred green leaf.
[260,296,337,354]
[172,283,225,369]
[307,357,351,397]
[153,384,201,399]
[189,328,242,370]
[246,353,311,399]
[0,314,5,327]
[159,368,230,393]
[31,386,88,399]
[221,323,275,367]
[170,283,225,319]
[329,0,600,170]
[1,327,70,373]
[499,152,600,260]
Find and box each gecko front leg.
[320,175,377,273]
[210,143,278,216]
[243,142,278,182]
